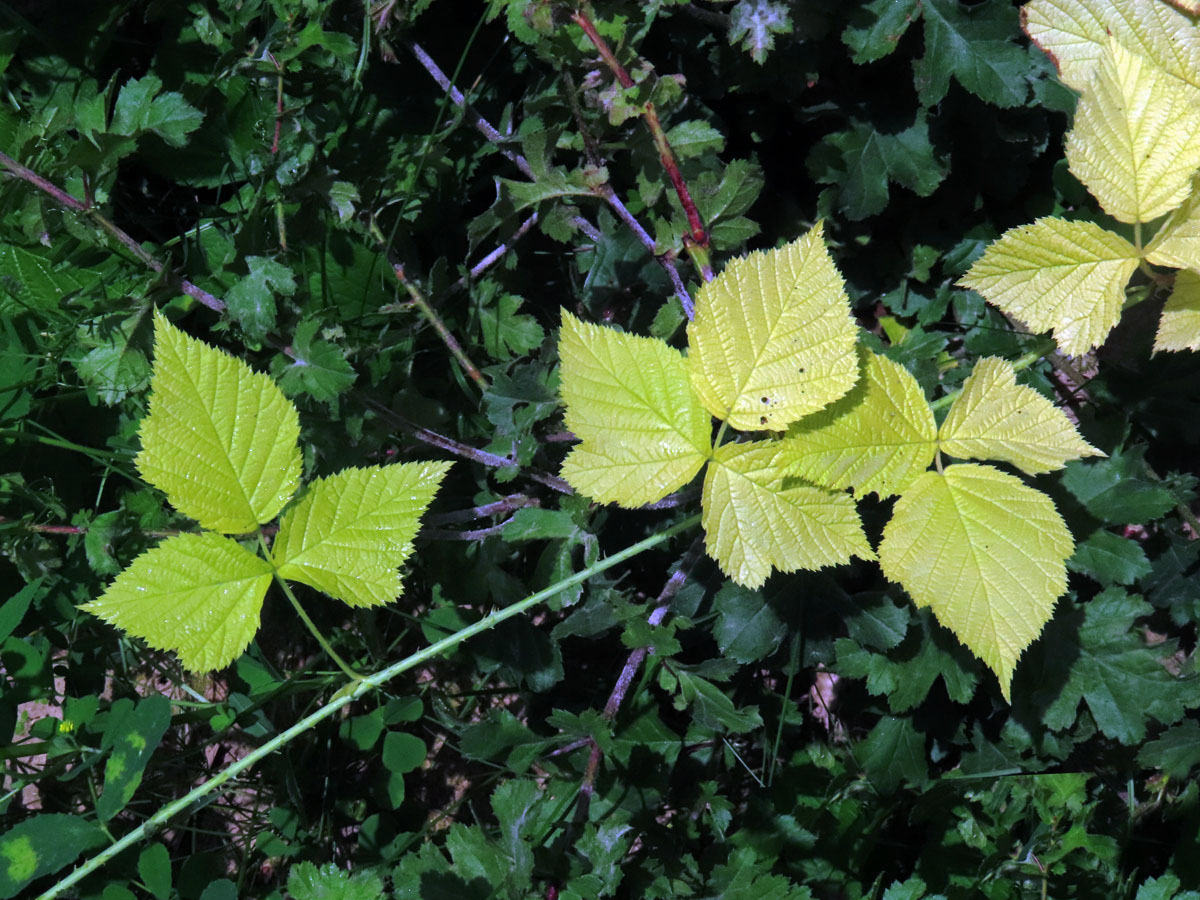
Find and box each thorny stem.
[404,39,536,180]
[40,516,701,900]
[569,8,713,282]
[597,184,695,318]
[581,537,706,795]
[0,151,226,313]
[364,400,575,494]
[425,494,539,525]
[389,262,490,392]
[258,533,363,681]
[403,40,695,317]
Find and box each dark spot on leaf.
[761,397,769,403]
[760,416,768,425]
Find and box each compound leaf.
[783,350,936,497]
[836,609,980,713]
[728,0,793,64]
[701,440,873,589]
[1023,0,1200,92]
[480,293,545,361]
[226,256,296,341]
[1154,268,1200,352]
[559,310,711,507]
[1061,444,1177,524]
[879,464,1073,700]
[82,532,273,672]
[1065,38,1200,224]
[1040,589,1200,742]
[287,862,384,900]
[272,462,452,608]
[687,222,858,431]
[136,311,302,534]
[959,217,1139,357]
[914,0,1030,108]
[1067,529,1152,586]
[939,357,1103,473]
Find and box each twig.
[423,519,517,541]
[0,150,226,313]
[390,263,489,392]
[364,400,574,494]
[403,41,695,317]
[425,494,539,526]
[437,213,540,303]
[581,536,706,794]
[569,9,713,282]
[596,185,694,318]
[404,39,536,180]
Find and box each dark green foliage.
[2,0,1199,898]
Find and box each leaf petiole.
[257,532,364,681]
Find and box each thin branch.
[465,213,539,282]
[597,185,694,318]
[405,39,535,180]
[0,150,226,313]
[569,9,713,282]
[581,536,706,794]
[404,41,694,317]
[423,519,517,541]
[364,400,574,494]
[425,494,539,526]
[390,262,489,392]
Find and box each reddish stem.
[0,151,225,312]
[570,8,712,274]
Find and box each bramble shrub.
[3,1,1200,899]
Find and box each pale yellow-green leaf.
[686,222,858,431]
[559,310,711,507]
[958,217,1139,357]
[878,464,1073,701]
[1023,0,1200,92]
[1145,181,1200,268]
[1065,38,1200,224]
[701,440,873,589]
[82,532,274,672]
[272,462,452,607]
[136,310,301,533]
[1154,267,1200,351]
[781,350,935,497]
[938,357,1103,473]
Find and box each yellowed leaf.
[959,217,1140,356]
[878,464,1073,701]
[939,357,1104,473]
[1024,0,1200,92]
[559,311,711,507]
[1154,268,1200,351]
[1065,38,1200,224]
[686,222,859,431]
[782,350,936,497]
[701,440,873,589]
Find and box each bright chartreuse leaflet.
[558,224,1100,699]
[83,311,450,671]
[967,0,1200,353]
